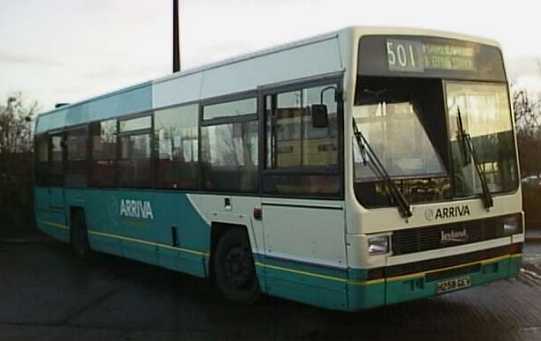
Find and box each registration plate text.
[437,277,471,293]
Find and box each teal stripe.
[87,230,209,257]
[254,254,383,286]
[255,252,523,287]
[39,220,69,230]
[255,254,350,278]
[38,220,208,258]
[257,261,347,283]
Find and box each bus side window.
[154,104,199,189]
[48,134,64,187]
[117,115,153,188]
[65,127,88,187]
[201,97,258,193]
[35,134,49,186]
[90,119,117,187]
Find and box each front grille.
[392,215,514,255]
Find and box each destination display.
[358,35,506,82]
[386,39,476,73]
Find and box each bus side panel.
[253,200,349,310]
[34,186,69,241]
[186,194,267,278]
[255,254,349,311]
[88,232,124,258]
[67,188,210,277]
[63,188,123,257]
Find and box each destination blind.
[357,35,507,82]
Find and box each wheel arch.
[69,206,86,227]
[68,206,91,257]
[208,222,251,281]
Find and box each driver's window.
[263,82,341,196]
[265,84,338,170]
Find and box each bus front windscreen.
[353,36,518,208]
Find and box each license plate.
[437,277,471,293]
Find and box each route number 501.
[386,40,424,72]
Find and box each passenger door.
[259,79,347,269]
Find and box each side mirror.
[310,104,328,128]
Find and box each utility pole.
[173,0,181,73]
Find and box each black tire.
[213,228,260,303]
[70,210,91,259]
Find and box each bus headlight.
[368,235,390,256]
[503,214,522,235]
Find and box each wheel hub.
[224,246,252,288]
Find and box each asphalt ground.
[1,231,541,340]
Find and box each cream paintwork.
[343,27,522,270]
[182,27,521,272]
[152,33,344,109]
[260,200,347,268]
[34,26,522,276]
[188,193,348,269]
[187,194,264,256]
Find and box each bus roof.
[35,26,501,134]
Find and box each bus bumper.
[347,253,522,311]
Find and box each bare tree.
[515,75,541,226]
[0,93,38,234]
[0,93,37,154]
[514,89,538,136]
[514,89,535,176]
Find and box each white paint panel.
[347,192,523,235]
[187,194,265,255]
[200,38,343,99]
[152,72,203,108]
[262,204,346,267]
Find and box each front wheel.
[213,229,260,303]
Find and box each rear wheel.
[70,209,90,259]
[213,228,260,303]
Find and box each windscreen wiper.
[456,107,494,210]
[353,118,412,218]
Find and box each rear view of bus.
[346,29,522,310]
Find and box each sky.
[1,0,540,112]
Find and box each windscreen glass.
[447,82,517,196]
[354,77,452,207]
[353,36,518,208]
